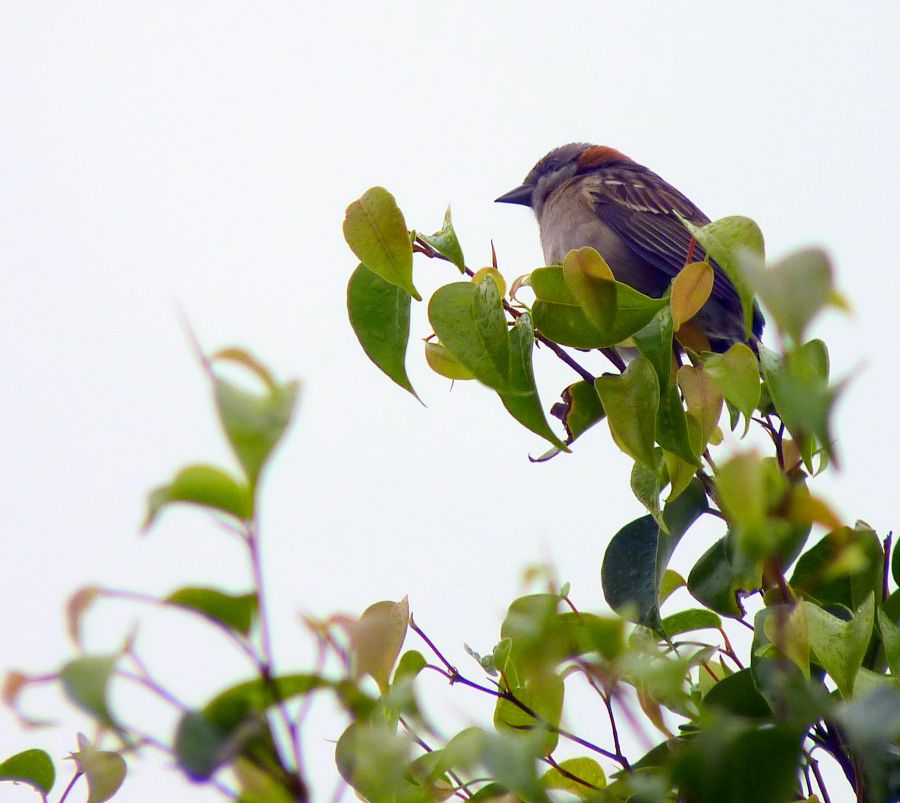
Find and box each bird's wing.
[582,166,744,315]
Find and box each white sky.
[1,3,899,801]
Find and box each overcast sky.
[2,3,899,801]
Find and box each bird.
[495,143,763,352]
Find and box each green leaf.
[0,749,55,796]
[790,524,883,611]
[760,342,840,469]
[165,587,257,636]
[632,306,674,391]
[60,655,118,727]
[804,594,875,698]
[656,385,699,466]
[417,205,466,273]
[347,264,418,396]
[554,380,606,444]
[498,314,568,450]
[702,668,771,718]
[595,356,659,469]
[704,344,761,433]
[143,464,252,531]
[662,609,722,638]
[213,374,299,487]
[531,266,666,348]
[204,674,329,728]
[602,479,707,631]
[343,187,419,299]
[562,247,616,331]
[670,721,800,803]
[743,247,835,343]
[679,215,763,339]
[481,730,549,802]
[659,569,686,606]
[335,721,419,802]
[428,281,510,391]
[541,756,606,797]
[494,673,564,756]
[688,535,761,618]
[68,735,126,803]
[877,608,900,676]
[631,455,666,532]
[835,687,900,801]
[424,341,475,380]
[232,757,296,803]
[351,598,409,692]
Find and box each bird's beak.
[494,184,533,206]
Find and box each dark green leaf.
[204,674,329,728]
[602,479,707,630]
[0,749,55,796]
[670,721,800,803]
[417,205,466,273]
[656,383,699,466]
[688,535,760,618]
[790,524,883,611]
[595,356,659,469]
[165,587,257,636]
[143,464,252,530]
[554,380,605,443]
[347,264,417,396]
[428,281,510,391]
[701,668,771,718]
[60,655,117,727]
[343,187,419,299]
[498,314,568,450]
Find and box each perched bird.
[496,143,763,352]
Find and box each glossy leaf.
[671,261,714,331]
[595,356,659,469]
[418,205,466,273]
[351,597,409,692]
[60,655,117,727]
[562,247,616,331]
[531,266,666,348]
[143,464,252,530]
[656,384,698,465]
[632,306,674,391]
[0,749,55,797]
[553,380,606,444]
[68,734,126,803]
[702,668,771,718]
[471,267,506,297]
[343,186,419,299]
[424,341,475,380]
[213,374,299,487]
[602,480,707,630]
[704,343,761,432]
[877,608,900,676]
[804,594,875,698]
[498,314,567,449]
[347,263,417,396]
[166,587,257,636]
[790,524,883,610]
[688,535,761,618]
[428,281,510,391]
[679,215,763,339]
[661,609,721,638]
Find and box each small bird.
[496,143,763,351]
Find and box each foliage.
[3,188,898,803]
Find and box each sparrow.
[496,143,763,352]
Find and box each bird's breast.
[537,183,668,298]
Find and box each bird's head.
[495,143,632,217]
